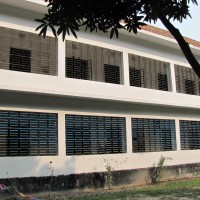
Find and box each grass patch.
[71,179,200,200]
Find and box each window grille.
[66,57,91,80]
[65,40,123,84]
[0,26,57,75]
[0,110,58,157]
[132,118,176,152]
[175,65,200,96]
[104,64,120,84]
[158,73,168,91]
[129,54,171,91]
[129,68,143,87]
[10,48,31,72]
[66,115,126,155]
[180,120,200,150]
[185,79,196,95]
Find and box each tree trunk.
[151,0,200,79]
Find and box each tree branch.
[150,0,200,78]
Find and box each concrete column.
[169,62,177,93]
[57,36,66,79]
[122,51,130,86]
[126,116,132,154]
[58,111,66,156]
[175,119,181,151]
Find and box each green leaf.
[110,28,114,39]
[49,24,57,38]
[35,23,45,32]
[38,25,47,38]
[62,28,67,41]
[114,27,118,38]
[69,26,77,39]
[35,19,45,23]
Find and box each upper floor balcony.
[0,25,200,110]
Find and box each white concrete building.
[0,0,200,187]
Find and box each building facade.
[0,0,200,185]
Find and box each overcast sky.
[153,3,200,41]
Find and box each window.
[66,40,123,84]
[129,68,144,87]
[66,57,91,80]
[132,118,176,152]
[10,48,31,72]
[104,64,120,84]
[175,65,200,96]
[129,54,171,91]
[0,26,57,75]
[185,79,196,95]
[180,120,200,150]
[66,115,126,155]
[158,73,168,91]
[0,111,58,157]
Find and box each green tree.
[36,0,200,78]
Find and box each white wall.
[0,102,200,178]
[0,3,200,179]
[0,5,200,110]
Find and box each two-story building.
[0,0,200,188]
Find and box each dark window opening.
[0,111,58,157]
[132,118,176,153]
[185,79,196,95]
[66,57,91,80]
[180,120,200,150]
[10,48,31,72]
[158,73,168,91]
[130,68,143,87]
[66,115,126,155]
[104,64,120,84]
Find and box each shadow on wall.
[0,155,106,192]
[0,156,78,192]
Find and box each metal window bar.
[0,110,58,157]
[185,79,196,95]
[129,54,171,91]
[132,118,176,153]
[158,73,168,91]
[175,65,200,96]
[0,26,57,75]
[66,57,92,80]
[65,40,123,84]
[10,48,31,72]
[129,68,144,87]
[104,64,120,84]
[180,120,200,150]
[65,115,127,155]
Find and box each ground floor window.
[180,120,200,150]
[66,115,126,155]
[0,110,58,156]
[132,118,176,152]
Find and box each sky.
[153,3,200,41]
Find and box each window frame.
[180,120,200,150]
[132,118,176,153]
[104,64,120,84]
[0,110,58,157]
[66,57,92,80]
[9,47,31,73]
[65,114,127,155]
